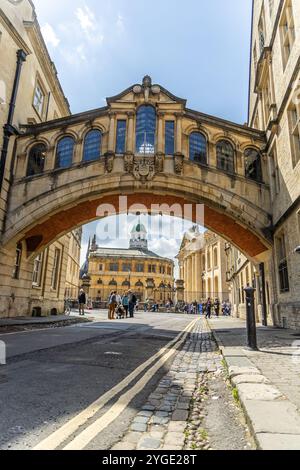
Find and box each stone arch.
[50,128,79,148]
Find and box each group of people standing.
[108,291,137,320]
[183,298,232,318]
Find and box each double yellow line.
[34,319,197,450]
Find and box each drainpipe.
[0,49,27,193]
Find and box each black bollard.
[244,286,258,351]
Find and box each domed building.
[85,224,175,305]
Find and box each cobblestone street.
[113,319,253,451]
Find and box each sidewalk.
[0,314,90,329]
[208,316,300,450]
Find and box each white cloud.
[75,5,104,45]
[41,23,60,48]
[76,5,96,33]
[116,13,125,33]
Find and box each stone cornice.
[185,109,266,142]
[23,20,70,117]
[0,8,31,55]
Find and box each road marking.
[34,319,196,450]
[63,320,195,450]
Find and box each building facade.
[249,0,300,328]
[177,228,229,303]
[225,243,273,323]
[0,0,81,317]
[83,224,175,305]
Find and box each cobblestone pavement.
[209,317,300,410]
[112,319,253,451]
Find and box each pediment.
[106,75,186,106]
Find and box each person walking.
[205,298,212,319]
[214,298,220,317]
[78,289,86,316]
[108,291,117,320]
[128,290,137,318]
[122,292,129,318]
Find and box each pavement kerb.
[0,315,91,328]
[206,319,300,450]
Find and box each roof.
[89,247,174,263]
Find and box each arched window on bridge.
[189,132,207,165]
[27,144,47,177]
[83,130,102,162]
[136,105,156,154]
[245,148,262,182]
[56,137,75,169]
[217,140,235,174]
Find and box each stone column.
[157,112,164,153]
[209,142,216,168]
[175,112,183,155]
[126,111,135,154]
[44,146,56,171]
[108,112,116,154]
[236,148,244,177]
[73,138,83,164]
[187,256,192,303]
[195,252,201,299]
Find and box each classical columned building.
[82,224,175,305]
[177,228,229,303]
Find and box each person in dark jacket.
[78,289,86,316]
[128,291,137,318]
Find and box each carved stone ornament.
[105,152,115,173]
[133,76,161,103]
[155,152,164,173]
[174,153,184,175]
[133,156,156,183]
[124,152,134,173]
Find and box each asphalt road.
[0,311,196,450]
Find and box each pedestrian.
[205,298,212,319]
[122,292,129,318]
[198,302,203,316]
[225,300,231,316]
[78,289,86,316]
[128,290,137,318]
[214,298,220,317]
[108,291,117,320]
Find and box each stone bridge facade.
[4,77,270,260]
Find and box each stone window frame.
[32,73,47,120]
[51,248,61,291]
[82,128,103,162]
[216,139,236,175]
[287,100,300,168]
[55,135,76,169]
[189,131,208,166]
[244,146,263,183]
[279,0,295,70]
[276,232,290,293]
[32,252,44,288]
[12,242,23,280]
[258,8,266,56]
[26,142,47,177]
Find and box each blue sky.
[33,0,253,269]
